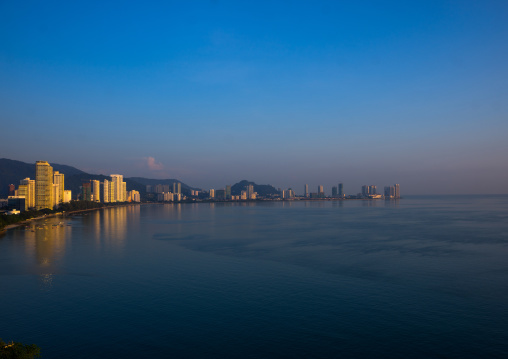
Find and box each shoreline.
[0,203,141,234]
[1,198,399,234]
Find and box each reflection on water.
[1,199,508,358]
[20,219,70,290]
[81,205,140,251]
[4,206,141,291]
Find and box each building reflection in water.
[384,199,400,208]
[94,205,139,250]
[20,206,140,291]
[23,219,70,291]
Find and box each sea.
[1,195,508,358]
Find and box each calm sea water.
[1,196,508,358]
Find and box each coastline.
[0,203,141,234]
[1,197,399,234]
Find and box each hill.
[231,180,280,197]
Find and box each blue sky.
[1,1,507,194]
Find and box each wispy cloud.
[145,156,164,171]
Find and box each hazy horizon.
[1,1,507,195]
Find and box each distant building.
[146,185,152,193]
[173,182,181,194]
[8,184,15,197]
[8,196,26,212]
[63,190,72,203]
[110,174,124,202]
[338,183,344,198]
[246,184,254,198]
[82,182,92,201]
[35,161,54,210]
[286,188,295,199]
[226,185,232,200]
[318,185,324,198]
[92,180,100,202]
[209,189,215,199]
[20,178,35,208]
[369,185,377,195]
[332,186,338,197]
[384,186,395,198]
[53,171,65,205]
[103,180,110,203]
[216,189,226,200]
[122,182,127,202]
[52,184,60,206]
[304,184,309,198]
[17,184,28,209]
[394,184,400,199]
[128,190,140,202]
[361,185,369,197]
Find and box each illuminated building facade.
[35,161,54,210]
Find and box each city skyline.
[1,1,507,194]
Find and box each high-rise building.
[19,178,35,208]
[109,183,115,203]
[110,175,124,202]
[226,185,232,200]
[209,189,215,198]
[53,171,65,205]
[8,184,15,196]
[103,180,110,203]
[384,186,395,198]
[17,185,29,210]
[173,182,181,194]
[394,184,400,199]
[122,181,127,202]
[82,182,92,201]
[52,184,60,206]
[318,185,324,198]
[369,185,377,195]
[35,161,54,210]
[92,180,100,202]
[338,183,344,198]
[146,185,152,193]
[304,184,309,198]
[287,188,295,199]
[362,185,369,197]
[246,184,254,198]
[332,186,338,197]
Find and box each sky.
[1,0,507,195]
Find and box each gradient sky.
[1,1,507,194]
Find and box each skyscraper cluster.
[5,161,138,213]
[145,182,185,202]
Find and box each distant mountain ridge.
[0,158,198,198]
